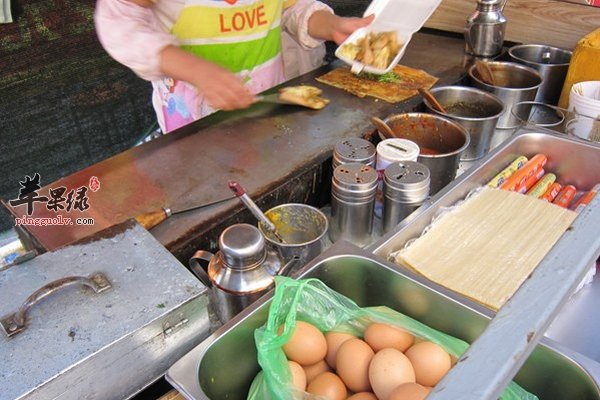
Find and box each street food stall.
[1,0,600,398]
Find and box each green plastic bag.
[248,276,538,400]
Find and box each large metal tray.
[372,129,600,258]
[166,241,600,400]
[368,129,600,368]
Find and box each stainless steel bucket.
[424,86,505,161]
[509,44,572,106]
[469,61,543,129]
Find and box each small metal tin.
[332,138,377,169]
[383,161,430,232]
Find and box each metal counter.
[3,31,469,262]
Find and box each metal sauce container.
[465,0,507,58]
[332,138,376,169]
[383,161,430,233]
[189,224,283,323]
[329,163,378,247]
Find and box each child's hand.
[330,14,375,45]
[160,45,255,111]
[192,62,256,111]
[308,12,375,45]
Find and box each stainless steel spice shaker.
[332,138,377,169]
[464,0,507,58]
[383,161,430,233]
[329,162,378,247]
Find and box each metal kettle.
[465,0,508,58]
[189,223,295,323]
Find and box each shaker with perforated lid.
[332,138,377,169]
[383,161,430,233]
[375,138,420,218]
[329,162,378,247]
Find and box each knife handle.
[135,208,171,230]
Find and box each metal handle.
[464,22,476,52]
[1,273,111,338]
[189,250,214,288]
[277,256,302,277]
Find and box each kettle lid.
[219,224,266,268]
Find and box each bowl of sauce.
[380,112,469,194]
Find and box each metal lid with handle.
[1,273,111,338]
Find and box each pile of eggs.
[280,321,452,400]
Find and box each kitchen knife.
[135,195,236,230]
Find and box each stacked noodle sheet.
[394,187,577,311]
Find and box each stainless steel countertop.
[3,31,470,255]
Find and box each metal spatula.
[255,87,330,110]
[256,93,294,105]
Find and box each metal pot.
[189,223,297,323]
[381,113,470,195]
[258,203,328,267]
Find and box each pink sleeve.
[282,0,333,50]
[94,0,178,81]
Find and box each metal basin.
[166,241,600,400]
[370,128,600,364]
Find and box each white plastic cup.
[569,81,600,119]
[374,139,420,218]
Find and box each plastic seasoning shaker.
[375,139,420,218]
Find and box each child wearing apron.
[95,0,373,132]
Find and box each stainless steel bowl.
[258,203,328,267]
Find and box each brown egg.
[369,348,416,400]
[336,339,375,393]
[388,383,431,400]
[288,360,307,391]
[405,341,452,387]
[306,372,347,400]
[346,392,378,400]
[304,359,331,383]
[364,323,415,352]
[282,321,327,366]
[325,331,356,368]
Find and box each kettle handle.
[464,22,475,52]
[189,250,214,288]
